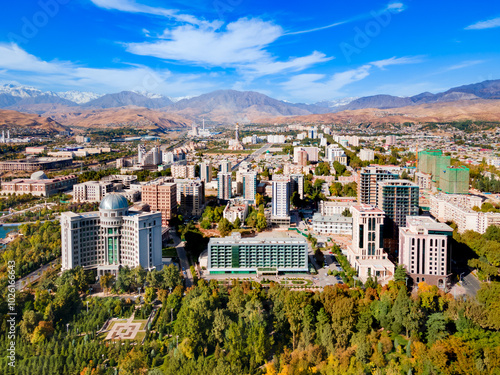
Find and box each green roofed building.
[418,150,450,183]
[208,232,308,275]
[439,166,469,194]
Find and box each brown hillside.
[258,99,500,124]
[44,107,190,131]
[0,109,68,132]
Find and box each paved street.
[0,202,57,223]
[169,231,194,288]
[231,143,273,172]
[15,258,60,290]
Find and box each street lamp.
[86,301,89,313]
[460,272,465,283]
[66,323,70,334]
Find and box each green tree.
[256,213,267,232]
[144,287,157,304]
[218,218,233,237]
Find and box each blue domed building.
[61,193,163,276]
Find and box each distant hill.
[45,107,189,131]
[81,91,173,109]
[1,79,500,123]
[0,109,68,133]
[258,99,500,125]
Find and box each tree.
[162,264,183,289]
[426,312,448,344]
[118,349,148,375]
[394,265,407,284]
[233,217,241,229]
[144,287,157,304]
[255,193,264,207]
[256,213,267,232]
[100,273,115,294]
[218,218,233,237]
[315,162,330,176]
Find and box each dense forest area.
[1,264,500,374]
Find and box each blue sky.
[0,0,499,102]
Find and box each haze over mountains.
[0,79,500,128]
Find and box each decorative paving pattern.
[105,315,145,340]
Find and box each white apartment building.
[61,194,162,276]
[399,216,453,288]
[319,200,355,216]
[429,193,500,233]
[218,172,232,201]
[223,200,249,223]
[242,172,257,204]
[200,162,212,183]
[220,160,231,173]
[171,165,195,179]
[347,205,395,283]
[312,213,352,235]
[415,171,432,190]
[359,149,375,161]
[73,181,112,202]
[271,179,290,225]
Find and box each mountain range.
[0,79,500,128]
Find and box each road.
[231,143,273,172]
[458,268,481,296]
[169,231,194,288]
[15,258,60,291]
[0,202,57,223]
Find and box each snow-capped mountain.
[315,97,359,108]
[0,83,49,98]
[56,90,103,104]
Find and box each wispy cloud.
[371,56,424,69]
[0,44,215,96]
[89,0,204,25]
[465,16,500,30]
[281,55,421,101]
[444,60,485,71]
[285,2,406,36]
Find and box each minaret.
[235,122,240,142]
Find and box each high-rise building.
[271,179,290,225]
[61,194,162,276]
[242,172,257,204]
[200,162,212,183]
[220,160,231,173]
[377,179,419,228]
[142,181,177,226]
[399,216,453,288]
[346,204,395,283]
[438,166,469,195]
[296,150,308,166]
[377,179,419,254]
[142,146,162,166]
[218,172,232,201]
[418,150,450,183]
[138,145,146,164]
[294,147,319,163]
[358,166,398,206]
[289,173,304,200]
[175,179,205,216]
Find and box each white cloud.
[126,18,332,77]
[281,55,421,101]
[0,44,215,97]
[465,16,500,30]
[371,56,424,69]
[281,66,371,101]
[444,60,485,71]
[89,0,202,25]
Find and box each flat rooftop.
[405,216,453,232]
